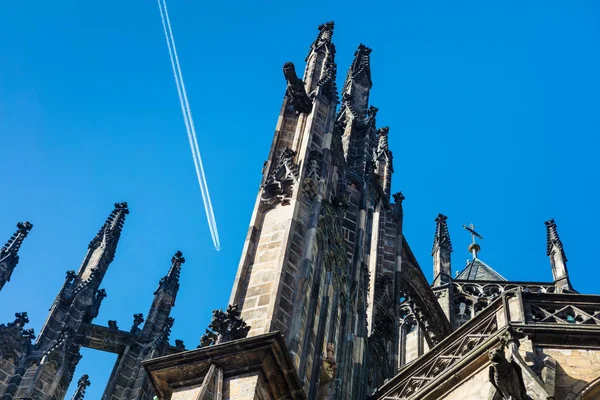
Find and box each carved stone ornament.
[261,148,299,208]
[130,313,144,335]
[320,343,337,383]
[198,304,250,347]
[0,312,35,360]
[314,21,334,48]
[283,62,312,114]
[108,320,119,330]
[303,150,323,199]
[488,347,527,400]
[71,374,91,400]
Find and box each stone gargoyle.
[488,347,527,400]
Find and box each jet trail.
[157,0,221,251]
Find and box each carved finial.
[432,214,453,255]
[463,223,483,260]
[377,126,390,156]
[71,374,91,400]
[175,339,186,350]
[65,270,77,282]
[393,192,405,204]
[108,320,118,330]
[0,221,33,291]
[315,21,334,47]
[156,317,175,345]
[131,313,144,335]
[12,312,29,328]
[198,304,250,347]
[544,219,572,291]
[368,105,379,118]
[88,202,129,250]
[154,251,185,298]
[171,250,185,265]
[545,219,566,261]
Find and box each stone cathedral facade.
[1,22,600,400]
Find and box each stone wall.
[542,348,600,399]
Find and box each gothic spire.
[545,219,572,292]
[87,202,129,252]
[0,221,33,292]
[432,214,452,286]
[432,214,452,255]
[343,43,373,93]
[337,43,373,124]
[77,202,129,284]
[154,250,185,300]
[143,251,185,338]
[71,374,91,400]
[545,219,566,261]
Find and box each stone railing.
[373,291,511,399]
[372,290,600,400]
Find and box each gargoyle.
[488,347,527,400]
[283,62,312,114]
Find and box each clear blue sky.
[1,1,599,398]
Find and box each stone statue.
[488,347,527,400]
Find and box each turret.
[0,221,33,292]
[545,219,573,293]
[432,214,452,286]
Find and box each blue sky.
[1,1,599,398]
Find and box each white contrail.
[157,0,221,251]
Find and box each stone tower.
[225,21,407,399]
[145,22,451,400]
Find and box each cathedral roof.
[455,258,506,281]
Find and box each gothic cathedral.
[1,22,599,400]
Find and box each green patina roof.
[455,258,506,281]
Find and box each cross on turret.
[463,223,483,259]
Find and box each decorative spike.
[88,202,129,250]
[154,250,185,298]
[0,221,33,291]
[545,219,572,292]
[71,374,91,400]
[545,219,566,261]
[432,214,453,255]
